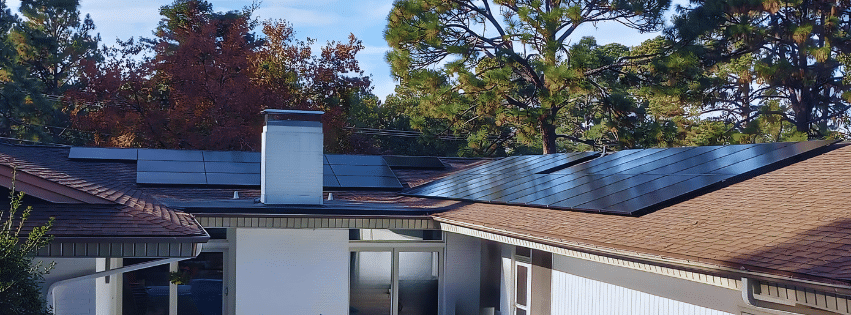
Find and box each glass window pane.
[350,251,392,315]
[123,259,170,315]
[398,252,439,315]
[516,265,528,307]
[178,252,224,315]
[350,229,443,241]
[516,309,527,315]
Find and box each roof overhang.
[435,217,851,296]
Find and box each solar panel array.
[324,155,403,189]
[69,147,403,189]
[382,156,446,169]
[406,141,834,215]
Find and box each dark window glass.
[206,228,227,240]
[123,259,169,315]
[177,252,224,315]
[516,265,528,307]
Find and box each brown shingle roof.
[433,143,851,283]
[0,143,205,238]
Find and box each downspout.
[47,257,191,314]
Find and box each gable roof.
[433,143,851,285]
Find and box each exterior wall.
[35,257,97,315]
[550,254,739,315]
[234,228,348,314]
[443,232,481,315]
[95,258,122,315]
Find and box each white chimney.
[260,109,324,205]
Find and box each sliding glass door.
[349,247,442,315]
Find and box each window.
[514,258,531,315]
[122,236,231,315]
[350,230,444,315]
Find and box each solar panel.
[326,154,385,165]
[406,141,836,215]
[204,162,260,174]
[202,151,260,163]
[137,172,207,185]
[137,160,206,173]
[337,176,403,189]
[329,165,395,177]
[382,156,446,169]
[138,149,203,161]
[206,173,260,186]
[69,147,138,160]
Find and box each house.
[6,109,851,315]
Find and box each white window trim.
[514,256,532,315]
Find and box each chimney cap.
[262,109,324,115]
[263,109,324,123]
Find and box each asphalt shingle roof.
[433,143,851,284]
[0,143,205,238]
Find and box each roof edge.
[434,217,851,295]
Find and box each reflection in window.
[178,252,224,315]
[122,253,224,315]
[123,259,169,315]
[350,251,392,315]
[398,252,439,315]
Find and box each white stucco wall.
[443,232,481,315]
[235,228,349,315]
[550,254,739,315]
[34,257,97,315]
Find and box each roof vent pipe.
[261,109,324,205]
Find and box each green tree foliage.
[0,0,54,142]
[0,0,98,143]
[669,0,851,138]
[0,174,53,315]
[10,0,99,95]
[385,0,670,154]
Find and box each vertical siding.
[551,270,733,315]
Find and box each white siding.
[551,270,733,315]
[443,232,481,315]
[234,228,349,315]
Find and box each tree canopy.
[385,0,671,154]
[669,0,851,138]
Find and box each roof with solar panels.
[3,139,851,284]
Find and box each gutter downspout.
[47,257,190,314]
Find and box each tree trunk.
[541,122,557,154]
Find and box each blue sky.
[6,0,684,101]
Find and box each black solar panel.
[325,154,403,189]
[137,160,206,173]
[206,173,260,186]
[69,147,138,160]
[138,149,203,161]
[382,156,446,169]
[202,151,260,163]
[406,141,835,215]
[137,172,207,185]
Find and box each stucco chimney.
[261,109,324,205]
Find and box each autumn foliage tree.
[70,0,372,152]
